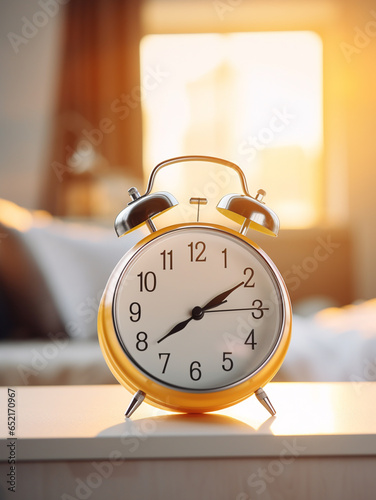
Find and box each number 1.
[222,248,227,268]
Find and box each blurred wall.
[0,0,64,208]
[341,0,376,300]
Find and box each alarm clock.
[98,156,291,418]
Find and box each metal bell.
[115,188,178,237]
[217,189,279,236]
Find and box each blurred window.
[140,31,323,229]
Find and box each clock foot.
[125,390,146,419]
[255,387,276,416]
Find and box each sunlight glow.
[140,31,323,228]
[0,199,52,232]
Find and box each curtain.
[42,0,143,216]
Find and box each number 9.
[129,302,141,322]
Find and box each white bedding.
[276,300,376,384]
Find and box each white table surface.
[1,382,375,462]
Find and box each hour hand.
[202,281,244,311]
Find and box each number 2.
[243,267,255,287]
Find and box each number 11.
[161,250,173,270]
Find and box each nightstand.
[1,383,375,499]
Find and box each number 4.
[245,329,257,349]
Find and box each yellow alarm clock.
[98,156,291,418]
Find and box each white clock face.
[113,225,284,392]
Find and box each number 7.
[158,353,171,374]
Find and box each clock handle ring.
[144,155,251,197]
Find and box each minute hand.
[202,281,244,311]
[158,317,193,342]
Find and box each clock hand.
[202,281,244,311]
[206,307,268,313]
[157,317,193,343]
[205,301,269,319]
[157,303,227,344]
[158,281,244,344]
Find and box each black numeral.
[245,329,257,349]
[251,299,268,319]
[158,353,171,374]
[222,248,228,268]
[137,271,157,292]
[136,332,148,351]
[161,250,173,270]
[244,267,255,287]
[222,352,233,371]
[188,241,206,262]
[190,361,202,380]
[129,302,141,322]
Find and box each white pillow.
[20,217,146,339]
[0,199,147,339]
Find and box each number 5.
[222,352,233,371]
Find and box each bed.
[1,198,373,388]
